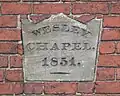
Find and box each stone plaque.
[22,13,101,81]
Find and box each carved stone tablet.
[22,13,101,81]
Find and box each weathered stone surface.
[22,13,101,81]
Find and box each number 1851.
[42,57,81,66]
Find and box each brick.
[91,0,119,2]
[17,95,58,96]
[0,83,23,94]
[0,0,19,1]
[116,68,120,80]
[116,42,120,54]
[0,95,13,96]
[33,4,70,14]
[96,14,103,19]
[0,70,4,82]
[5,70,23,82]
[104,16,120,27]
[91,0,119,1]
[0,56,8,68]
[64,0,120,2]
[45,82,77,94]
[74,15,95,24]
[10,56,22,68]
[0,42,18,54]
[102,29,120,41]
[30,14,51,24]
[72,3,109,14]
[0,16,17,28]
[91,0,106,1]
[99,42,115,54]
[23,0,59,2]
[77,82,94,93]
[24,83,44,94]
[111,3,120,14]
[62,0,75,1]
[95,82,120,93]
[82,94,93,96]
[17,44,23,55]
[95,94,120,96]
[58,95,76,96]
[96,68,115,81]
[0,29,21,41]
[1,3,31,15]
[98,55,120,67]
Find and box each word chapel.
[26,42,95,52]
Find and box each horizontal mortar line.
[0,40,21,42]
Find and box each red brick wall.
[0,0,120,96]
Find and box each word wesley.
[31,24,92,38]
